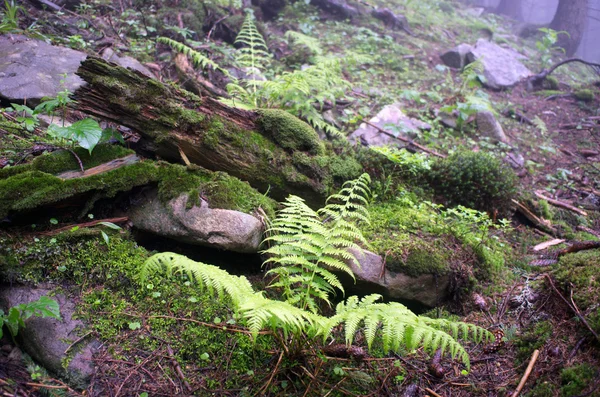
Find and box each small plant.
[428,151,518,217]
[0,0,20,33]
[536,28,568,68]
[0,296,61,340]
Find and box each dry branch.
[510,349,539,397]
[534,191,588,216]
[363,120,446,158]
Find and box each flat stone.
[467,39,532,89]
[101,48,154,78]
[345,248,450,307]
[0,34,86,105]
[348,104,431,147]
[129,191,264,253]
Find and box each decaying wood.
[363,120,446,158]
[533,239,566,251]
[511,199,557,236]
[73,57,330,205]
[58,154,139,179]
[577,225,600,239]
[511,349,539,397]
[534,191,588,216]
[528,58,600,88]
[40,217,129,236]
[173,53,228,98]
[530,240,600,266]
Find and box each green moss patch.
[256,109,324,155]
[553,250,600,334]
[0,152,275,218]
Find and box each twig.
[544,274,600,342]
[64,331,94,355]
[424,387,444,397]
[363,120,446,158]
[535,191,588,216]
[510,349,540,397]
[379,249,391,280]
[167,345,191,393]
[567,337,586,362]
[529,58,600,87]
[206,14,230,42]
[40,217,129,236]
[511,199,556,236]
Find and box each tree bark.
[550,0,588,57]
[495,0,523,21]
[72,57,335,206]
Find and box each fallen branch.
[510,349,539,397]
[364,120,446,158]
[577,226,600,239]
[511,199,557,236]
[533,239,565,251]
[528,58,600,88]
[40,217,129,236]
[167,345,191,393]
[534,191,588,217]
[424,387,444,397]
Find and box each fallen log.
[73,57,354,206]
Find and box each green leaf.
[101,230,110,246]
[128,321,141,330]
[98,221,121,230]
[69,119,103,154]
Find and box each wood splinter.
[511,349,540,397]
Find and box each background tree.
[550,0,588,56]
[495,0,523,20]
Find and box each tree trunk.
[73,57,338,206]
[550,0,588,57]
[495,0,523,21]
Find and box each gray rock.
[346,249,450,307]
[505,151,525,169]
[101,48,154,78]
[348,104,431,147]
[464,7,485,17]
[440,43,472,69]
[311,0,359,19]
[476,110,509,143]
[129,192,263,253]
[467,38,532,89]
[0,285,98,388]
[0,34,86,105]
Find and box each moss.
[513,320,552,364]
[30,145,134,174]
[553,250,600,334]
[543,76,559,90]
[560,364,597,396]
[256,109,324,155]
[573,89,595,102]
[525,381,556,397]
[0,153,275,218]
[384,240,449,277]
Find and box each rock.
[0,34,86,105]
[466,39,532,89]
[310,0,359,19]
[505,151,525,169]
[101,48,154,78]
[0,285,98,387]
[348,104,431,147]
[476,110,509,143]
[440,43,472,69]
[371,8,413,34]
[435,109,458,129]
[464,7,485,17]
[129,192,264,253]
[346,249,450,307]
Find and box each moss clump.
[543,76,559,90]
[560,364,597,396]
[553,250,600,334]
[256,109,324,155]
[31,145,134,175]
[384,240,449,277]
[428,151,518,216]
[0,153,275,218]
[513,320,552,364]
[573,89,595,102]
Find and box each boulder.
[129,192,264,253]
[466,39,531,89]
[440,43,472,69]
[101,48,154,78]
[0,34,86,105]
[476,110,509,143]
[371,8,413,34]
[346,249,450,307]
[310,0,359,19]
[0,285,98,388]
[348,104,431,147]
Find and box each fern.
[532,115,547,135]
[157,37,230,77]
[139,175,492,369]
[285,30,323,56]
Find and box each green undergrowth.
[363,192,511,281]
[553,250,600,335]
[0,146,275,219]
[0,233,275,392]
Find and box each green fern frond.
[285,30,323,56]
[234,13,270,74]
[157,37,230,77]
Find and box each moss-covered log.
[73,57,351,205]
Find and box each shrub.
[428,151,518,217]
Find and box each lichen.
[256,109,324,155]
